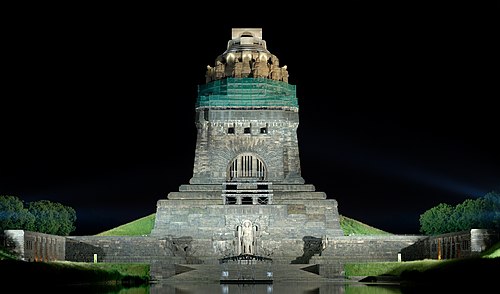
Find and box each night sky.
[2,5,498,236]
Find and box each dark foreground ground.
[397,257,500,293]
[0,259,147,293]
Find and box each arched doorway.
[228,153,266,181]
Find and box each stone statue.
[241,220,253,254]
[233,59,243,78]
[205,65,214,83]
[270,55,279,67]
[241,60,252,77]
[252,57,269,78]
[225,61,234,77]
[215,60,225,79]
[281,65,289,83]
[270,65,281,81]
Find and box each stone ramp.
[162,264,332,283]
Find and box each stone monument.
[151,28,343,263]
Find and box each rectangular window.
[226,184,237,190]
[257,184,268,190]
[260,127,267,134]
[225,197,237,205]
[228,127,235,134]
[241,196,253,205]
[244,127,251,134]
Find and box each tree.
[482,190,500,230]
[27,200,76,236]
[56,203,76,235]
[420,190,500,235]
[0,195,35,231]
[419,203,454,235]
[451,198,487,231]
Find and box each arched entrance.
[228,153,266,181]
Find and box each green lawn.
[0,248,17,260]
[482,241,500,258]
[339,215,392,236]
[345,260,442,276]
[96,213,156,236]
[57,261,150,278]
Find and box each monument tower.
[152,28,343,261]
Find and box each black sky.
[2,5,498,235]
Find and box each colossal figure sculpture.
[241,220,254,254]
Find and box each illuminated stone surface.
[151,28,343,262]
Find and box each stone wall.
[151,196,344,257]
[65,236,173,263]
[2,230,66,262]
[319,235,425,263]
[2,230,429,280]
[298,235,424,278]
[401,229,500,261]
[64,234,425,279]
[190,109,304,185]
[65,235,187,281]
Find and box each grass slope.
[96,213,156,236]
[339,215,391,235]
[345,260,442,276]
[482,241,500,258]
[96,213,391,236]
[0,248,17,260]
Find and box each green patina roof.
[196,78,298,108]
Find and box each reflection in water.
[27,284,151,294]
[38,282,401,293]
[345,284,401,294]
[114,286,151,294]
[148,282,402,294]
